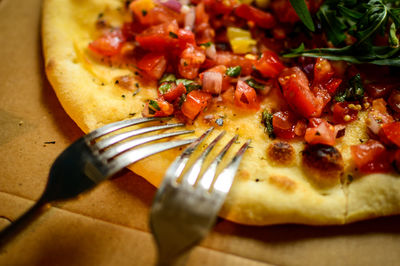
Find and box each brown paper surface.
[0,0,399,265]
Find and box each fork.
[150,128,251,266]
[0,117,195,248]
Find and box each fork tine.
[197,135,238,191]
[161,127,214,184]
[103,138,196,177]
[98,129,194,160]
[85,117,168,141]
[180,131,225,186]
[211,139,251,195]
[92,123,185,151]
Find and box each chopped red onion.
[202,71,223,95]
[160,0,182,13]
[367,114,381,135]
[184,6,195,30]
[205,44,217,60]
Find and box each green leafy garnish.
[141,10,147,16]
[158,83,172,94]
[334,74,365,102]
[159,73,176,83]
[284,0,400,66]
[149,100,160,111]
[226,66,242,77]
[289,0,315,31]
[169,31,178,39]
[246,78,265,90]
[199,42,213,47]
[261,110,275,138]
[176,79,201,92]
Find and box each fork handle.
[0,198,49,249]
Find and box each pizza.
[42,0,400,225]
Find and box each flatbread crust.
[42,0,400,225]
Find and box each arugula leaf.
[283,0,400,66]
[289,0,315,31]
[334,74,364,102]
[149,100,160,111]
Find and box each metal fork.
[0,117,195,248]
[150,128,251,266]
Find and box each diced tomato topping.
[215,52,254,75]
[313,58,334,85]
[351,140,393,173]
[294,119,307,136]
[324,78,342,94]
[160,82,187,102]
[142,98,174,117]
[332,102,358,124]
[137,53,167,80]
[254,50,285,78]
[234,80,259,110]
[177,29,196,50]
[278,67,319,118]
[89,30,126,56]
[235,4,275,29]
[178,44,206,79]
[304,118,336,146]
[121,22,146,40]
[130,0,178,26]
[367,98,394,135]
[272,111,296,139]
[380,122,400,147]
[203,0,234,15]
[135,21,179,52]
[181,90,212,120]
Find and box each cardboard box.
[1,0,399,265]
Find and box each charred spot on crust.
[267,141,295,165]
[302,144,344,180]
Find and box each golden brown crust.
[42,0,400,226]
[268,175,297,193]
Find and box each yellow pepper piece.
[227,27,257,54]
[230,38,257,54]
[227,27,252,40]
[130,0,155,16]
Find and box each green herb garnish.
[169,31,178,39]
[246,78,265,90]
[284,0,400,66]
[158,83,172,94]
[159,73,176,83]
[149,100,160,111]
[289,0,315,31]
[141,10,147,16]
[334,74,365,102]
[226,66,242,77]
[199,42,213,47]
[262,110,275,138]
[176,79,201,92]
